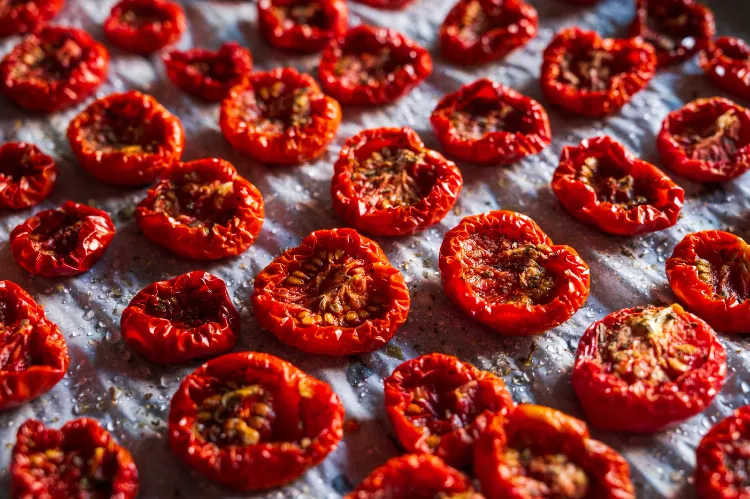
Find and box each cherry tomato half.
[104,0,186,55]
[258,0,348,53]
[0,0,64,38]
[700,37,750,102]
[439,210,590,336]
[0,142,57,210]
[572,304,726,433]
[252,228,410,355]
[352,0,414,9]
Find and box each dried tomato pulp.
[67,91,185,186]
[168,352,344,491]
[10,201,115,278]
[0,26,109,113]
[439,0,538,66]
[331,127,462,237]
[252,228,410,355]
[104,0,186,54]
[0,0,64,37]
[136,158,264,260]
[0,281,68,410]
[11,418,138,499]
[258,0,348,53]
[695,405,750,499]
[164,43,253,102]
[220,67,341,166]
[430,78,551,165]
[353,0,413,8]
[572,304,726,433]
[439,210,590,335]
[700,37,750,102]
[540,27,656,117]
[552,136,684,236]
[384,353,514,468]
[318,25,432,106]
[474,405,635,499]
[0,142,57,210]
[657,97,750,182]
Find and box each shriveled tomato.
[0,142,57,210]
[0,26,109,113]
[573,304,726,433]
[430,78,551,165]
[474,405,635,499]
[67,90,185,186]
[657,97,750,182]
[384,353,514,468]
[331,127,462,237]
[252,228,410,355]
[163,42,253,102]
[0,0,64,37]
[11,418,138,498]
[318,25,432,106]
[700,37,750,102]
[352,0,414,8]
[220,67,341,166]
[439,0,538,66]
[258,0,348,53]
[439,210,590,336]
[552,135,684,236]
[169,352,344,491]
[104,0,186,55]
[540,27,657,117]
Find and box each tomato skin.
[430,78,551,165]
[258,0,348,53]
[439,210,590,335]
[0,142,57,210]
[695,405,750,499]
[168,352,344,491]
[104,0,186,55]
[0,0,64,37]
[11,418,138,499]
[700,37,750,101]
[352,0,414,8]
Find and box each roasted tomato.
[384,353,514,468]
[0,142,57,210]
[331,127,462,237]
[439,210,590,336]
[540,27,657,118]
[318,25,432,106]
[352,0,413,8]
[67,90,185,186]
[220,67,341,166]
[0,0,64,37]
[0,26,109,113]
[474,405,635,499]
[430,78,551,165]
[11,418,138,498]
[0,281,68,410]
[439,0,538,66]
[572,304,726,433]
[252,228,410,355]
[104,0,186,55]
[552,136,684,236]
[168,352,344,491]
[700,37,750,102]
[163,42,253,102]
[629,0,715,68]
[258,0,348,53]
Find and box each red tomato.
[331,127,463,237]
[352,0,414,8]
[0,142,57,210]
[439,210,590,335]
[0,0,64,37]
[252,228,410,355]
[104,0,186,55]
[258,0,348,53]
[552,135,685,236]
[430,78,551,165]
[700,37,750,102]
[168,352,345,491]
[318,25,432,106]
[572,304,726,433]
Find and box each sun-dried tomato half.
[540,27,657,117]
[11,418,138,498]
[430,78,551,165]
[629,0,715,68]
[657,97,750,183]
[439,0,538,66]
[474,405,635,499]
[384,353,514,469]
[331,127,462,237]
[258,0,348,53]
[0,142,57,210]
[67,90,185,186]
[572,304,726,433]
[163,42,253,102]
[220,67,341,166]
[700,37,750,102]
[0,26,109,113]
[0,0,64,38]
[318,25,432,106]
[252,228,410,355]
[352,0,414,8]
[169,352,344,491]
[104,0,186,55]
[439,210,590,336]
